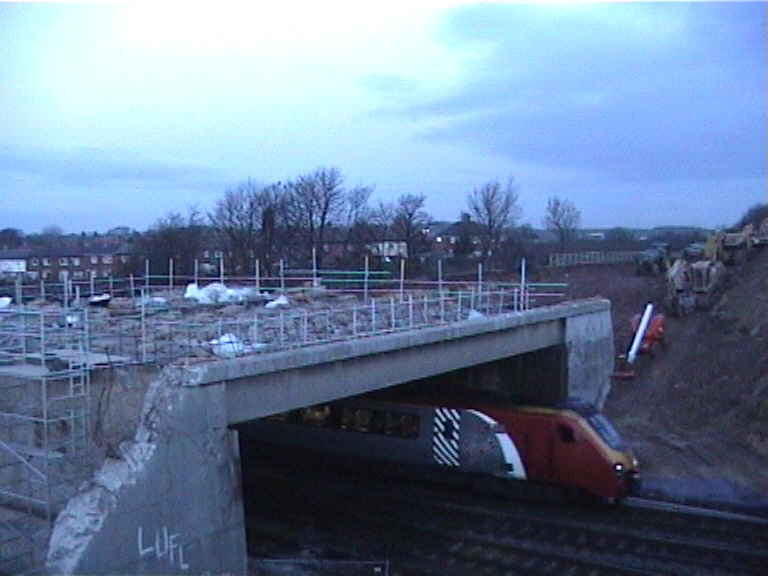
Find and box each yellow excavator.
[690,259,726,309]
[665,256,726,315]
[706,224,754,265]
[753,218,768,247]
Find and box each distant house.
[429,215,487,258]
[0,249,29,279]
[25,244,131,281]
[0,233,133,283]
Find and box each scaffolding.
[0,308,92,574]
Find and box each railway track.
[243,451,768,575]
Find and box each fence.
[2,271,568,369]
[548,251,641,267]
[38,283,563,366]
[6,257,557,304]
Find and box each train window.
[384,412,419,439]
[371,411,387,433]
[559,424,576,443]
[352,409,373,432]
[301,405,331,427]
[338,407,419,438]
[587,413,624,450]
[340,407,355,431]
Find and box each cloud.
[391,2,766,183]
[362,74,420,97]
[0,147,225,190]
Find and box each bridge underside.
[399,344,568,403]
[222,314,565,424]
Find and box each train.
[242,390,640,504]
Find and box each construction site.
[564,232,768,506]
[1,225,767,573]
[1,267,561,573]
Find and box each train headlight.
[614,463,625,476]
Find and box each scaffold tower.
[0,307,92,574]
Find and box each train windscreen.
[587,413,625,451]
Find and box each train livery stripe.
[433,408,461,467]
[466,409,527,480]
[495,433,527,480]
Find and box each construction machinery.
[690,259,726,309]
[664,256,726,314]
[634,242,671,275]
[752,218,768,247]
[706,224,754,265]
[664,259,695,316]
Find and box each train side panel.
[241,402,526,481]
[447,409,527,480]
[240,402,434,467]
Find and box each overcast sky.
[1,1,765,234]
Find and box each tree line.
[1,165,587,279]
[127,167,435,278]
[119,166,586,279]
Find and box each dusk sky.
[1,1,765,235]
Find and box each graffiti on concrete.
[138,525,190,571]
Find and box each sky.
[1,0,765,235]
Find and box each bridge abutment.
[46,370,246,575]
[564,303,615,409]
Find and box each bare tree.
[340,184,374,264]
[392,193,431,271]
[544,196,582,253]
[0,228,24,249]
[41,224,64,237]
[286,167,346,268]
[367,200,396,247]
[127,207,207,278]
[468,177,521,266]
[209,180,262,276]
[34,225,64,251]
[209,180,288,275]
[258,182,285,273]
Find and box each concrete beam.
[185,298,611,424]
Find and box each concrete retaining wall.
[46,368,245,575]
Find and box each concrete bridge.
[46,298,614,574]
